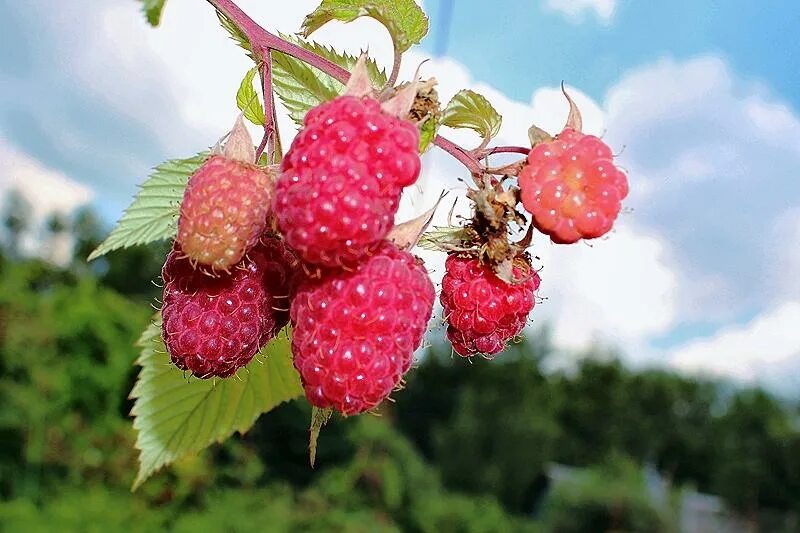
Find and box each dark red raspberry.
[161,236,296,378]
[177,155,273,272]
[440,254,540,358]
[291,242,434,415]
[274,96,421,267]
[518,128,628,244]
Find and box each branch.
[477,145,531,158]
[434,136,481,176]
[206,0,483,176]
[256,56,277,163]
[384,45,402,90]
[208,0,349,81]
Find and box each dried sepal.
[528,123,552,146]
[223,115,256,164]
[344,54,376,98]
[381,61,428,118]
[388,192,447,250]
[381,79,418,118]
[561,82,583,132]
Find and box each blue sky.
[1,0,799,392]
[425,0,800,108]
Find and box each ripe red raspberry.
[518,128,628,244]
[177,155,273,272]
[440,255,540,358]
[291,242,434,415]
[274,96,421,267]
[161,237,296,378]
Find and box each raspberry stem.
[476,145,531,158]
[384,45,402,91]
[256,57,279,163]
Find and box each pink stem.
[207,0,484,176]
[254,129,269,162]
[207,0,349,81]
[479,145,531,158]
[434,136,481,176]
[256,57,276,162]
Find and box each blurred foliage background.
[1,194,799,532]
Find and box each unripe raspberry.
[274,96,421,267]
[177,155,273,272]
[161,237,296,378]
[519,128,628,244]
[440,254,540,358]
[291,242,434,415]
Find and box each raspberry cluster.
[291,242,435,415]
[158,82,626,416]
[274,95,421,267]
[519,128,628,244]
[273,96,434,415]
[440,255,540,358]
[162,237,296,378]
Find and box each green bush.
[541,458,671,533]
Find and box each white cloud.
[545,0,616,23]
[539,226,678,357]
[602,56,800,321]
[669,301,800,392]
[0,138,94,264]
[767,208,800,301]
[50,0,407,156]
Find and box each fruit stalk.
[256,56,277,163]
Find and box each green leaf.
[130,321,303,490]
[441,89,502,141]
[272,35,386,125]
[216,10,253,57]
[87,153,207,261]
[302,0,428,53]
[417,226,471,252]
[236,67,266,126]
[418,115,438,153]
[140,0,167,27]
[309,407,333,467]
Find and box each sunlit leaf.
[216,9,253,56]
[130,321,303,490]
[140,0,167,26]
[272,35,386,125]
[237,66,266,126]
[441,89,502,141]
[302,0,428,53]
[87,154,207,261]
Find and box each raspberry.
[518,128,628,244]
[440,255,540,358]
[161,237,296,378]
[177,155,273,272]
[291,242,434,415]
[274,96,421,267]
